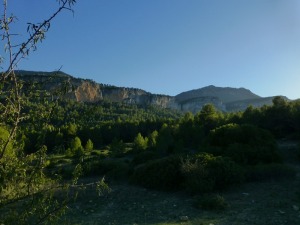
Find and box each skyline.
[2,0,300,99]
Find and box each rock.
[180,216,189,222]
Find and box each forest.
[12,95,300,187]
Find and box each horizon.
[2,0,300,100]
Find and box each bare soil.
[62,141,300,225]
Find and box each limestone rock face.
[15,70,289,113]
[74,81,102,102]
[15,71,177,109]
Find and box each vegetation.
[0,1,107,224]
[1,0,300,223]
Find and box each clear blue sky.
[3,0,300,99]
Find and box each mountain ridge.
[14,70,289,112]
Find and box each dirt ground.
[62,141,300,225]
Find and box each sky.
[2,0,300,99]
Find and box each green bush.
[206,124,281,165]
[205,155,244,190]
[130,155,182,191]
[181,156,215,193]
[181,153,244,194]
[225,143,281,165]
[109,139,126,156]
[245,163,296,182]
[131,151,159,166]
[83,159,130,180]
[193,194,228,211]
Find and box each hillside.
[175,85,261,103]
[15,70,288,112]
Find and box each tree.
[195,104,221,134]
[85,139,94,151]
[147,130,158,149]
[0,1,108,224]
[156,123,174,153]
[272,96,287,108]
[69,136,84,157]
[133,132,148,151]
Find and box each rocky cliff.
[16,70,176,109]
[15,70,287,113]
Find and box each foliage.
[181,153,244,194]
[155,123,175,154]
[0,1,109,224]
[133,132,148,151]
[131,150,159,166]
[69,136,84,157]
[83,159,130,180]
[195,104,223,134]
[84,139,94,151]
[205,124,281,164]
[0,146,70,224]
[147,130,158,149]
[130,155,183,191]
[1,2,300,220]
[0,126,13,156]
[109,138,126,156]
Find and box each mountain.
[14,70,288,113]
[176,85,260,103]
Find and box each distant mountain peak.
[176,85,261,103]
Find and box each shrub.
[84,139,94,151]
[205,124,281,165]
[181,153,244,194]
[193,194,228,211]
[83,159,130,180]
[130,155,182,191]
[225,143,281,165]
[131,151,159,166]
[204,155,244,190]
[66,136,85,158]
[245,163,296,182]
[181,156,215,193]
[109,139,126,156]
[133,133,148,151]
